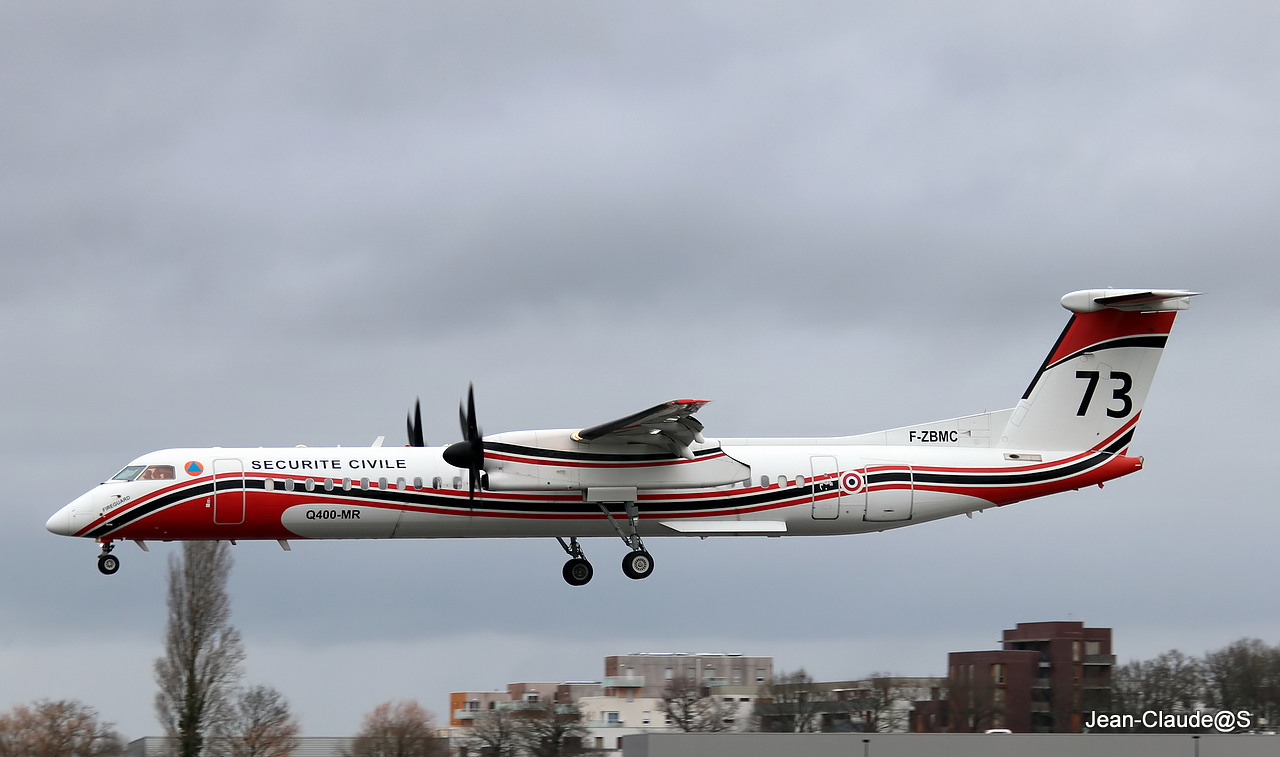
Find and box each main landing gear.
[97,540,120,575]
[555,501,656,586]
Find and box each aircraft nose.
[46,506,73,536]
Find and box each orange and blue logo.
[184,461,204,476]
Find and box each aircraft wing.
[572,399,709,459]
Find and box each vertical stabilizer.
[998,289,1198,453]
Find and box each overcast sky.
[3,0,1278,740]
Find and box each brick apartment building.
[913,620,1114,733]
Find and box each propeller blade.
[406,399,425,447]
[443,383,485,501]
[466,384,479,442]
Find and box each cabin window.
[323,478,334,492]
[304,478,315,492]
[396,477,407,491]
[432,476,442,489]
[413,477,423,490]
[378,477,388,490]
[360,478,370,491]
[342,478,352,491]
[284,479,295,492]
[453,476,463,489]
[264,479,275,492]
[759,475,770,487]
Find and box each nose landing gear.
[96,541,119,575]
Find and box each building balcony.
[454,709,478,721]
[703,677,729,687]
[1083,654,1116,665]
[603,676,646,688]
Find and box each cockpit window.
[139,465,176,480]
[111,465,176,482]
[111,465,147,481]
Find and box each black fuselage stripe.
[485,442,722,463]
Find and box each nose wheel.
[96,541,120,575]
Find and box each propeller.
[442,383,485,499]
[406,399,426,447]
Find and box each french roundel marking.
[185,461,204,476]
[841,471,864,493]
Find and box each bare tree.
[1204,638,1280,727]
[513,700,587,757]
[155,541,246,757]
[860,673,921,733]
[752,669,825,733]
[348,701,442,757]
[1112,649,1203,730]
[467,708,520,757]
[0,699,123,757]
[658,676,736,732]
[228,685,300,757]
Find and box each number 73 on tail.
[47,288,1199,586]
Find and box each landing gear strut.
[597,500,656,581]
[557,537,593,587]
[96,540,119,575]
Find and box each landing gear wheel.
[562,558,594,587]
[621,550,654,580]
[97,554,120,575]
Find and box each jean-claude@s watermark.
[1085,710,1253,733]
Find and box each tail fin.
[998,289,1199,453]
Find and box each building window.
[992,663,1005,684]
[605,712,621,725]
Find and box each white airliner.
[47,289,1197,585]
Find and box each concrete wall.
[622,732,1278,757]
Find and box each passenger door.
[213,458,245,525]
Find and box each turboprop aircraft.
[47,288,1197,585]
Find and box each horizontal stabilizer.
[1061,289,1201,313]
[660,520,787,534]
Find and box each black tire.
[621,550,654,580]
[97,554,120,575]
[562,558,593,587]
